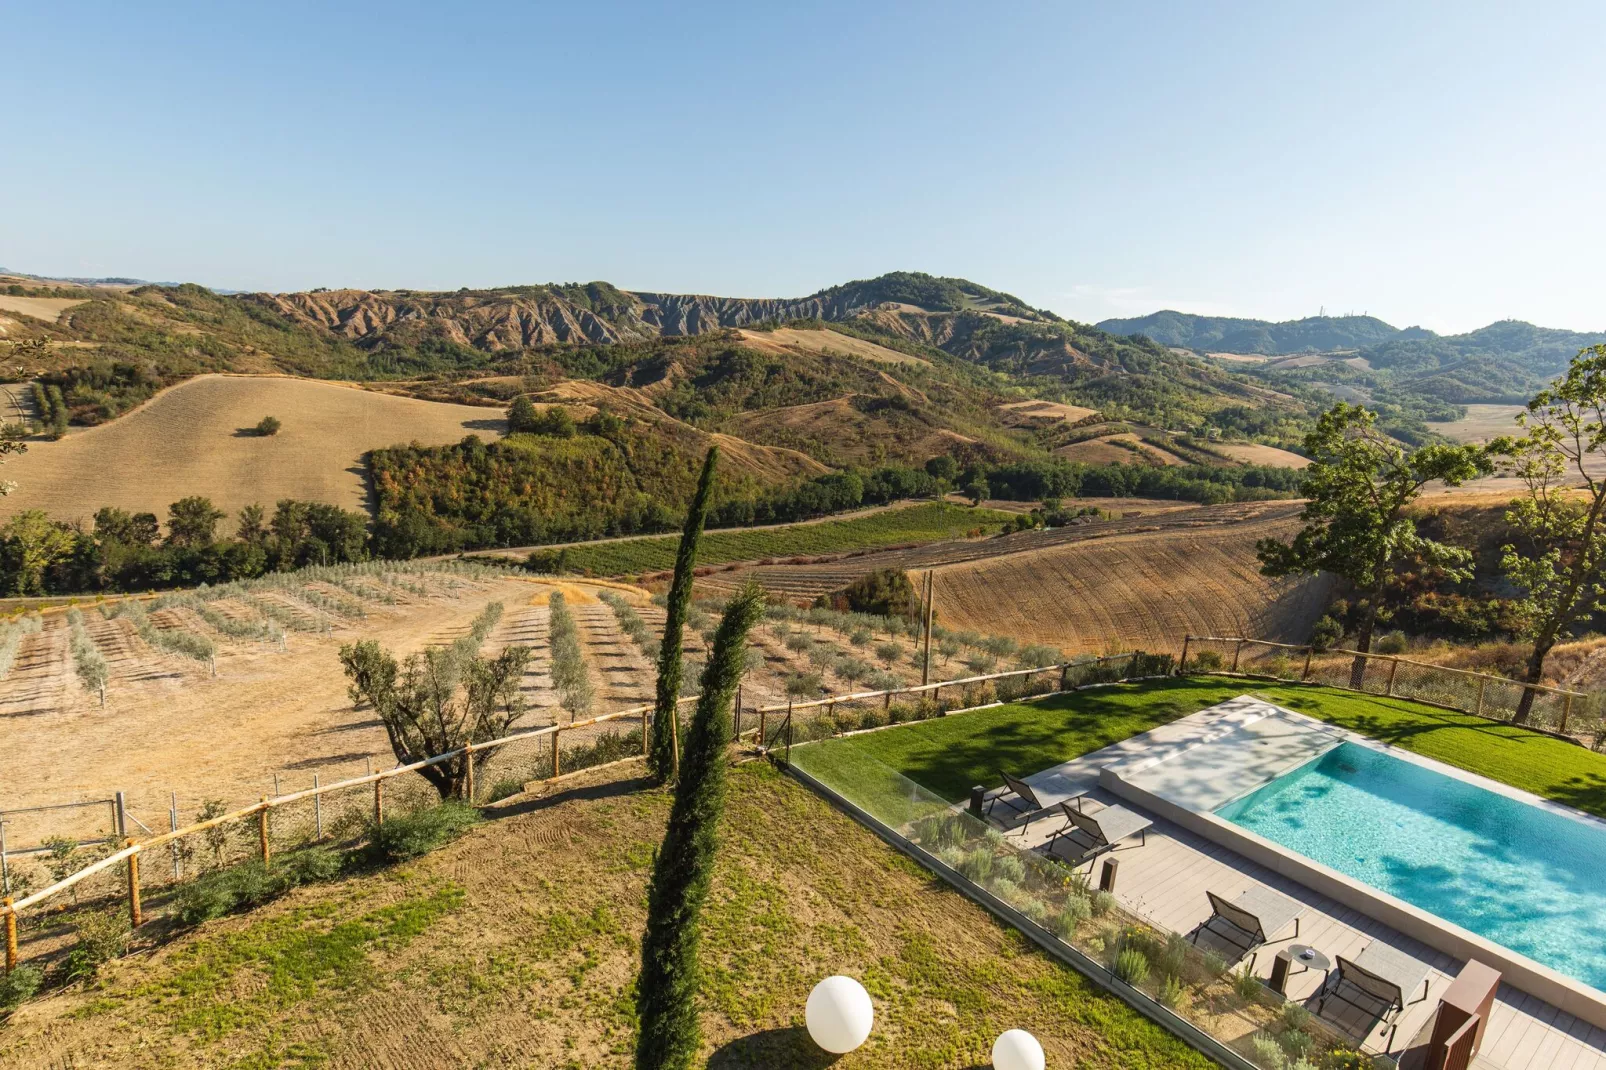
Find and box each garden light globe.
[805,975,873,1054]
[992,1028,1045,1070]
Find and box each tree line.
[0,497,369,595]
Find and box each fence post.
[1563,693,1574,735]
[828,701,837,736]
[1302,646,1313,681]
[3,896,15,973]
[785,715,793,765]
[1386,658,1399,697]
[1178,638,1190,677]
[552,728,562,780]
[258,798,270,865]
[125,841,142,928]
[884,690,892,712]
[1231,640,1243,672]
[373,778,385,827]
[641,712,651,756]
[169,795,181,880]
[1061,661,1071,690]
[0,822,8,898]
[114,791,127,840]
[734,686,742,742]
[464,743,475,804]
[1475,677,1487,719]
[313,775,323,839]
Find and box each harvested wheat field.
[1429,403,1527,443]
[0,374,506,529]
[0,294,86,323]
[997,398,1099,425]
[735,325,927,365]
[1212,442,1310,467]
[925,504,1328,652]
[1055,432,1183,466]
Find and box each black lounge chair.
[980,772,1047,832]
[1319,943,1432,1053]
[1039,797,1152,868]
[1192,886,1304,967]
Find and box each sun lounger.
[1192,885,1304,967]
[1319,943,1432,1053]
[980,772,1048,832]
[1039,797,1152,867]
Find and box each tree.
[506,395,539,434]
[165,496,226,549]
[1493,345,1606,723]
[236,503,268,546]
[254,415,281,436]
[0,438,24,497]
[339,639,530,798]
[1,511,75,594]
[635,585,764,1070]
[649,446,718,783]
[925,455,957,482]
[965,476,990,505]
[1256,403,1489,683]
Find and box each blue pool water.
[1216,742,1606,991]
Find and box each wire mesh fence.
[1180,635,1599,742]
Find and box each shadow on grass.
[706,1026,839,1069]
[482,773,655,819]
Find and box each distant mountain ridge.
[1096,310,1410,355]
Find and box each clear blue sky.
[2,1,1601,334]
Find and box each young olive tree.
[1256,403,1489,684]
[635,585,764,1070]
[649,446,718,783]
[339,638,529,798]
[1493,345,1606,723]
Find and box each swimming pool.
[1216,741,1606,992]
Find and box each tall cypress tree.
[635,584,765,1070]
[648,446,719,782]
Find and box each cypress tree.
[648,445,719,782]
[634,584,764,1070]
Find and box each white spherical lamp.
[805,975,873,1054]
[992,1028,1045,1070]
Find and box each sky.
[1,1,1602,334]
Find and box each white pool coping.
[1053,695,1606,1032]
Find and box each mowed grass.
[0,762,1211,1069]
[802,676,1606,817]
[555,501,1014,575]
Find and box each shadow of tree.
[705,1026,838,1069]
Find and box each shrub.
[0,964,42,1011]
[957,848,996,883]
[367,801,482,863]
[849,628,871,647]
[1249,1035,1287,1070]
[1191,649,1224,671]
[1310,614,1343,652]
[1281,1029,1313,1060]
[832,568,922,620]
[1281,1002,1312,1031]
[255,415,282,436]
[65,909,131,980]
[1156,973,1184,1008]
[1159,931,1188,977]
[1375,630,1408,655]
[1232,962,1264,1002]
[1054,895,1091,938]
[874,641,902,666]
[1092,890,1116,917]
[172,847,345,925]
[1114,948,1150,986]
[1202,950,1228,979]
[992,852,1026,885]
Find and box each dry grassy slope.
[927,506,1329,652]
[724,395,973,467]
[0,761,1210,1070]
[0,374,506,529]
[734,326,929,366]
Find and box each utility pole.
[921,571,935,686]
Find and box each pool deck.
[1002,696,1606,1070]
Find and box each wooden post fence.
[1562,693,1574,735]
[125,841,142,928]
[641,713,650,756]
[4,896,16,973]
[1177,637,1190,676]
[373,778,385,827]
[1475,677,1487,718]
[313,775,322,839]
[1231,640,1243,672]
[463,742,475,804]
[551,729,562,780]
[1302,646,1314,681]
[1386,658,1399,697]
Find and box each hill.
[0,761,1208,1069]
[0,374,506,530]
[1097,308,1606,411]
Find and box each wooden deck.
[1006,790,1606,1069]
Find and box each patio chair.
[980,772,1048,832]
[1192,885,1303,967]
[1319,943,1432,1053]
[1039,797,1153,868]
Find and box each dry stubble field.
[0,374,505,530]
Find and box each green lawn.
[799,676,1606,819]
[542,501,1014,575]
